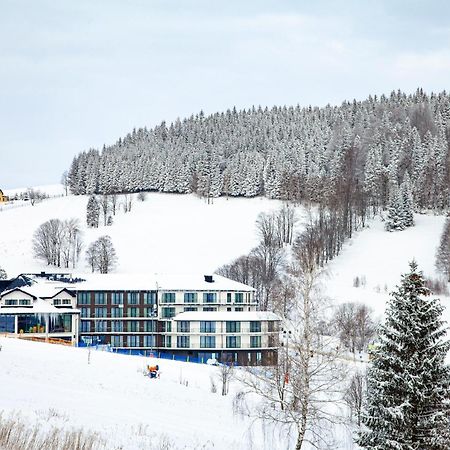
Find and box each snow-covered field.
[0,188,308,278]
[1,186,449,449]
[0,337,270,450]
[324,213,448,318]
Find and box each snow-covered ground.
[324,213,448,318]
[0,337,272,450]
[1,187,449,449]
[0,188,308,278]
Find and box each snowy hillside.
[0,337,274,450]
[324,213,449,320]
[0,188,308,278]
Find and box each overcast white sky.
[1,0,450,189]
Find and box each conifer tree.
[436,218,450,281]
[400,172,414,228]
[86,195,100,228]
[358,262,450,449]
[385,186,404,231]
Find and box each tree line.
[67,89,449,218]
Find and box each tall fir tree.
[436,218,450,281]
[86,195,100,228]
[385,186,405,231]
[358,261,450,449]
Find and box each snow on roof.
[73,273,255,292]
[0,299,78,315]
[1,281,75,300]
[173,311,280,322]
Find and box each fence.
[76,342,225,365]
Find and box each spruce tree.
[385,186,404,231]
[400,172,414,228]
[436,218,450,281]
[86,195,100,228]
[358,261,450,449]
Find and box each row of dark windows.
[77,291,251,306]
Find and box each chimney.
[204,275,214,283]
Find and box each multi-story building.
[0,272,280,366]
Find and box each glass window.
[200,336,216,348]
[78,292,91,305]
[177,336,190,348]
[5,299,18,306]
[95,307,107,318]
[227,293,232,303]
[127,307,139,318]
[235,293,243,303]
[184,307,198,312]
[95,321,107,332]
[80,307,90,318]
[184,292,198,303]
[144,321,156,332]
[143,292,156,305]
[162,307,175,319]
[226,321,241,333]
[203,292,217,303]
[226,336,241,348]
[18,299,31,306]
[127,335,140,347]
[111,321,123,332]
[80,321,91,332]
[163,335,172,348]
[250,321,261,333]
[143,335,156,347]
[111,335,123,347]
[235,307,243,312]
[111,307,123,318]
[127,321,139,332]
[250,336,262,348]
[203,307,217,312]
[200,321,216,333]
[162,292,176,303]
[161,321,172,332]
[177,321,190,333]
[144,307,156,318]
[111,292,124,305]
[94,292,106,305]
[62,299,71,305]
[128,292,139,305]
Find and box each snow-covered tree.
[0,266,7,280]
[358,261,450,449]
[86,195,100,228]
[400,172,414,228]
[436,218,450,281]
[385,186,405,231]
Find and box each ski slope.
[0,187,308,278]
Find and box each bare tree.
[27,188,47,206]
[333,302,377,353]
[86,242,98,273]
[99,195,110,226]
[276,202,297,245]
[123,194,133,213]
[218,363,234,396]
[33,218,82,268]
[237,261,347,450]
[86,235,117,273]
[61,171,69,196]
[110,194,118,216]
[344,371,366,427]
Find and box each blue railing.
[76,342,229,365]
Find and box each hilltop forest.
[67,89,450,221]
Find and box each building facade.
[0,285,79,344]
[0,273,280,366]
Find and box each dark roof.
[0,280,11,293]
[1,287,37,299]
[0,275,33,294]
